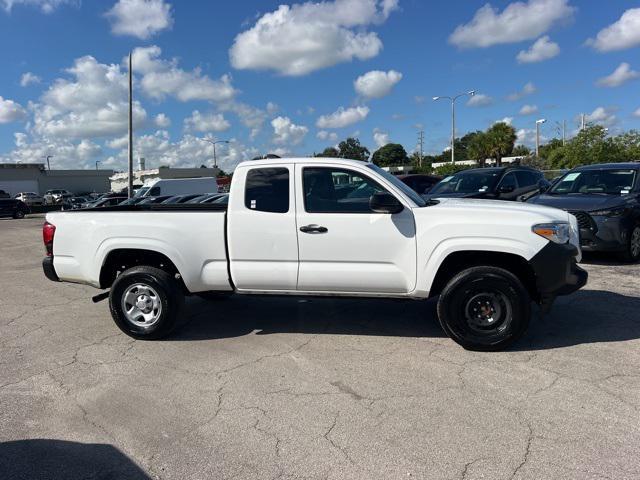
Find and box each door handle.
[300,224,328,234]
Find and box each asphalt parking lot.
[1,215,639,480]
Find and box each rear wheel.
[437,266,531,351]
[620,225,640,263]
[13,210,25,219]
[109,266,184,339]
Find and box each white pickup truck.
[42,157,587,351]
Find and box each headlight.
[589,207,625,217]
[532,222,570,244]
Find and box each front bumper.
[529,242,588,309]
[578,215,629,252]
[42,256,59,282]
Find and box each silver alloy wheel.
[631,227,640,259]
[121,283,162,327]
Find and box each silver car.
[15,192,44,206]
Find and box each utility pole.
[581,114,586,131]
[535,118,546,157]
[127,51,134,199]
[417,129,424,167]
[562,119,566,145]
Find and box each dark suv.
[425,166,550,201]
[0,199,30,219]
[527,163,640,261]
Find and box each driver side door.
[295,163,417,294]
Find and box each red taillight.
[43,221,56,256]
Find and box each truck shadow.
[175,289,640,351]
[0,439,150,480]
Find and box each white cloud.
[0,96,27,123]
[33,55,147,139]
[0,134,103,169]
[373,129,389,147]
[354,69,402,98]
[634,108,640,118]
[449,0,574,48]
[131,45,236,103]
[219,101,268,139]
[519,104,539,115]
[516,128,546,146]
[271,116,308,145]
[596,63,639,88]
[466,93,493,107]
[516,35,560,63]
[496,117,514,125]
[229,0,398,76]
[154,113,170,127]
[583,106,617,127]
[414,95,425,104]
[1,0,76,13]
[507,82,537,101]
[587,8,640,52]
[316,130,338,142]
[105,0,173,39]
[316,105,369,129]
[183,110,230,132]
[20,72,41,87]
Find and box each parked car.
[186,193,226,204]
[61,197,90,210]
[137,195,172,205]
[15,192,44,206]
[0,199,30,219]
[85,196,127,208]
[425,166,550,202]
[0,190,10,199]
[398,174,442,196]
[527,162,640,261]
[43,189,73,205]
[138,177,219,198]
[118,197,146,206]
[160,194,204,204]
[42,157,587,351]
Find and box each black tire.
[109,266,184,339]
[13,210,25,219]
[436,266,531,351]
[619,225,640,263]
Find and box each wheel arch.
[99,248,184,290]
[427,250,538,301]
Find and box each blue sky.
[1,0,639,171]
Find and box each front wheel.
[13,210,25,219]
[437,266,531,351]
[109,266,184,339]
[620,225,640,263]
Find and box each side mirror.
[498,185,515,194]
[369,192,403,214]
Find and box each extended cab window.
[303,167,388,213]
[245,167,289,213]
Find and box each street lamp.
[95,160,101,170]
[200,138,229,168]
[432,90,475,163]
[43,155,53,170]
[535,118,546,157]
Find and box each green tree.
[512,145,531,157]
[316,147,339,157]
[338,137,370,161]
[467,131,492,167]
[485,122,517,166]
[371,143,408,167]
[538,138,564,160]
[433,163,473,176]
[549,125,623,169]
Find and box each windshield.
[430,169,501,195]
[550,169,637,195]
[134,187,150,198]
[365,164,426,206]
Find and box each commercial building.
[0,163,114,196]
[110,165,220,192]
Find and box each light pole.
[432,90,475,163]
[95,160,101,170]
[43,155,53,170]
[535,118,546,157]
[200,138,229,168]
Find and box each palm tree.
[486,122,517,166]
[468,131,492,167]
